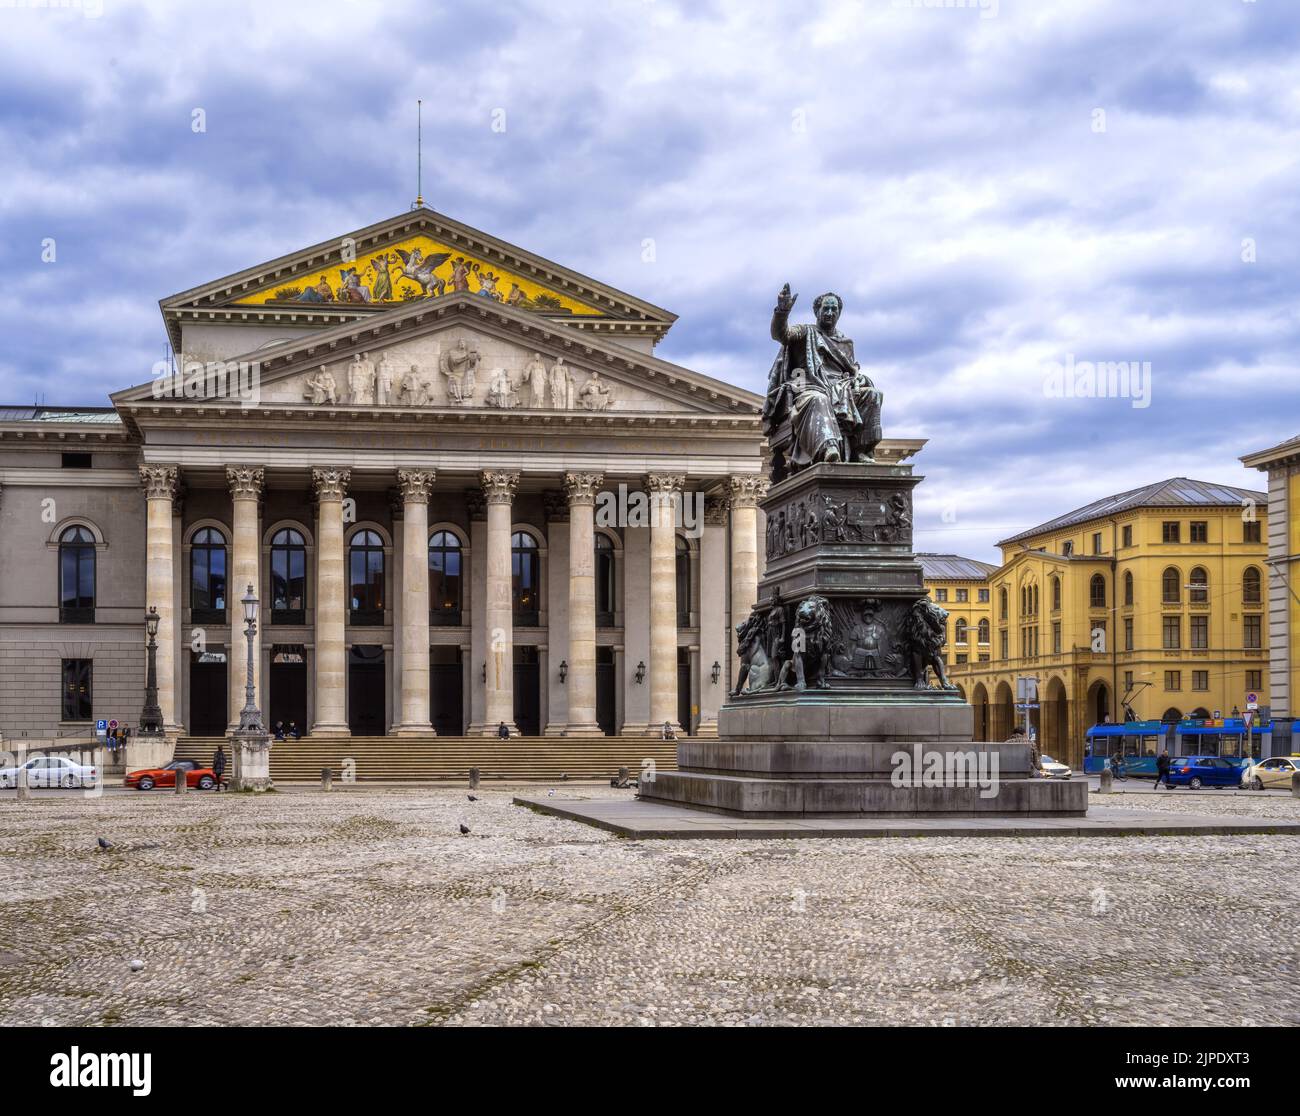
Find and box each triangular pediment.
[159,208,676,353]
[117,294,761,421]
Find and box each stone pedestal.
[231,731,273,792]
[639,462,1087,819]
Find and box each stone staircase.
[172,735,679,783]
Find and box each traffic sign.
[1246,692,1259,711]
[96,719,107,737]
[108,719,119,730]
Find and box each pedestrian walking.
[212,744,226,791]
[497,721,510,740]
[1154,748,1173,789]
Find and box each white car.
[1244,755,1300,791]
[0,755,99,789]
[1040,755,1074,779]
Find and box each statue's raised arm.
[770,283,799,343]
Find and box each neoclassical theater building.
[0,207,826,749]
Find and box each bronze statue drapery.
[762,285,883,471]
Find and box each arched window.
[676,536,691,628]
[999,588,1008,620]
[191,527,227,621]
[595,533,616,626]
[58,526,96,623]
[1188,566,1208,605]
[1032,584,1039,615]
[1089,574,1106,609]
[270,528,307,623]
[1162,567,1181,604]
[977,618,990,644]
[429,531,463,625]
[1123,571,1134,607]
[1052,576,1061,612]
[1243,566,1262,605]
[1162,707,1182,725]
[348,529,385,625]
[512,531,540,625]
[954,619,968,645]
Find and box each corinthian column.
[728,475,768,684]
[140,465,179,732]
[481,470,519,735]
[564,472,603,734]
[393,468,435,735]
[646,473,685,735]
[226,467,264,731]
[311,467,351,737]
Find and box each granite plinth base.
[639,771,1087,817]
[639,731,1087,817]
[718,697,972,743]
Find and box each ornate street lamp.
[711,660,722,685]
[236,583,265,735]
[138,606,164,735]
[558,659,567,684]
[634,660,646,685]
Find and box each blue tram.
[1083,717,1271,777]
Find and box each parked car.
[1166,755,1249,789]
[0,755,99,789]
[125,759,216,791]
[1039,755,1073,779]
[1244,755,1300,791]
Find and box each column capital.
[139,464,179,501]
[397,468,436,505]
[563,472,604,506]
[226,466,265,500]
[728,475,769,509]
[481,470,519,505]
[704,494,728,526]
[542,489,569,522]
[311,467,351,502]
[643,472,685,501]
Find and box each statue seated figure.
[763,284,883,482]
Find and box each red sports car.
[125,760,218,791]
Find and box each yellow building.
[917,554,997,671]
[930,478,1269,768]
[1242,436,1300,747]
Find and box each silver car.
[1039,755,1074,779]
[0,755,99,789]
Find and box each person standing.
[212,744,226,792]
[1154,748,1173,789]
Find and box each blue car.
[1166,755,1248,789]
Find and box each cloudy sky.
[3,0,1298,560]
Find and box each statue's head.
[812,292,843,330]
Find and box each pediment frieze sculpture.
[296,344,615,413]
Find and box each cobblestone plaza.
[2,788,1296,1028]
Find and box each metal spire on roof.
[411,100,425,210]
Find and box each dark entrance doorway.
[269,645,307,737]
[596,646,615,736]
[677,647,692,735]
[348,645,386,736]
[189,649,227,736]
[431,645,463,736]
[513,645,540,737]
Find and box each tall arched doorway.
[1087,680,1111,727]
[993,681,1015,740]
[1043,677,1070,763]
[972,683,990,741]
